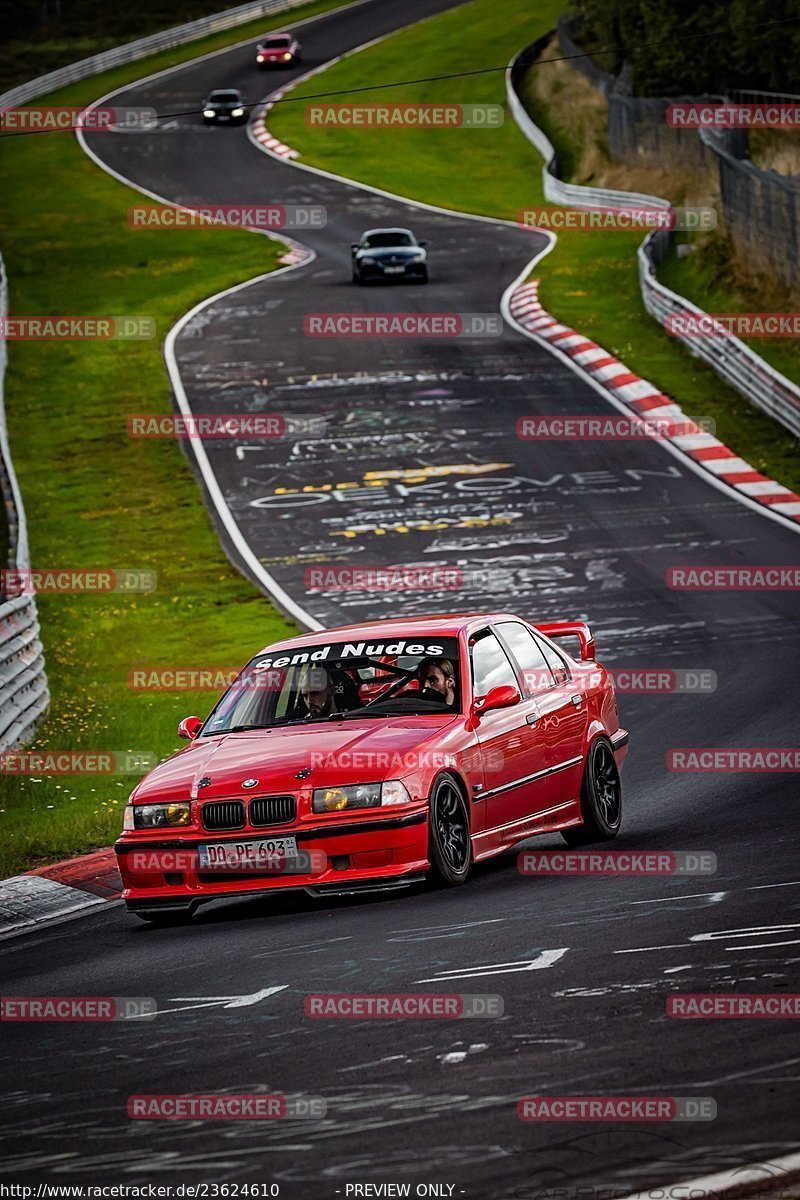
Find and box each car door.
[469,627,549,835]
[495,621,588,805]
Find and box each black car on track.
[351,228,428,284]
[202,89,247,126]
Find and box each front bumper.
[357,262,427,281]
[116,808,430,911]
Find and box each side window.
[495,621,554,695]
[534,633,571,686]
[470,629,518,696]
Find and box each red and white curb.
[509,280,800,525]
[252,88,300,159]
[251,46,370,165]
[0,847,120,938]
[249,90,313,265]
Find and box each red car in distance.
[115,614,629,923]
[255,32,302,67]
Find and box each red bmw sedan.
[255,32,302,67]
[115,614,628,923]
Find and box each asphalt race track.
[3,0,799,1195]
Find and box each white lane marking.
[338,1055,410,1073]
[416,948,568,982]
[615,943,688,954]
[631,891,727,905]
[614,1150,800,1200]
[691,923,800,951]
[388,918,506,941]
[390,919,506,933]
[680,1054,800,1089]
[617,920,800,954]
[154,985,288,1016]
[749,880,800,890]
[663,964,693,974]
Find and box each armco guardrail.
[507,42,670,217]
[639,230,800,440]
[507,44,800,442]
[0,0,321,109]
[0,255,50,751]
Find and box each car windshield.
[202,636,461,734]
[262,35,291,46]
[210,92,240,103]
[362,232,415,248]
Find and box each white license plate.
[383,266,405,273]
[198,837,298,869]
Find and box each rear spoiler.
[536,620,596,662]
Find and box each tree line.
[575,0,800,96]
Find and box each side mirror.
[418,239,428,247]
[178,715,203,741]
[473,684,520,718]
[351,242,360,251]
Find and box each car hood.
[357,247,424,260]
[131,716,458,802]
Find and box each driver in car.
[417,657,457,708]
[299,665,338,718]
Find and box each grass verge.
[269,1,800,493]
[0,0,351,877]
[521,38,800,390]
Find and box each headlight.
[282,52,292,60]
[129,802,191,829]
[312,781,411,813]
[381,780,412,806]
[256,55,265,62]
[360,256,376,266]
[203,109,216,118]
[409,251,426,261]
[231,107,245,117]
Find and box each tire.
[561,737,622,846]
[428,772,471,886]
[352,272,361,285]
